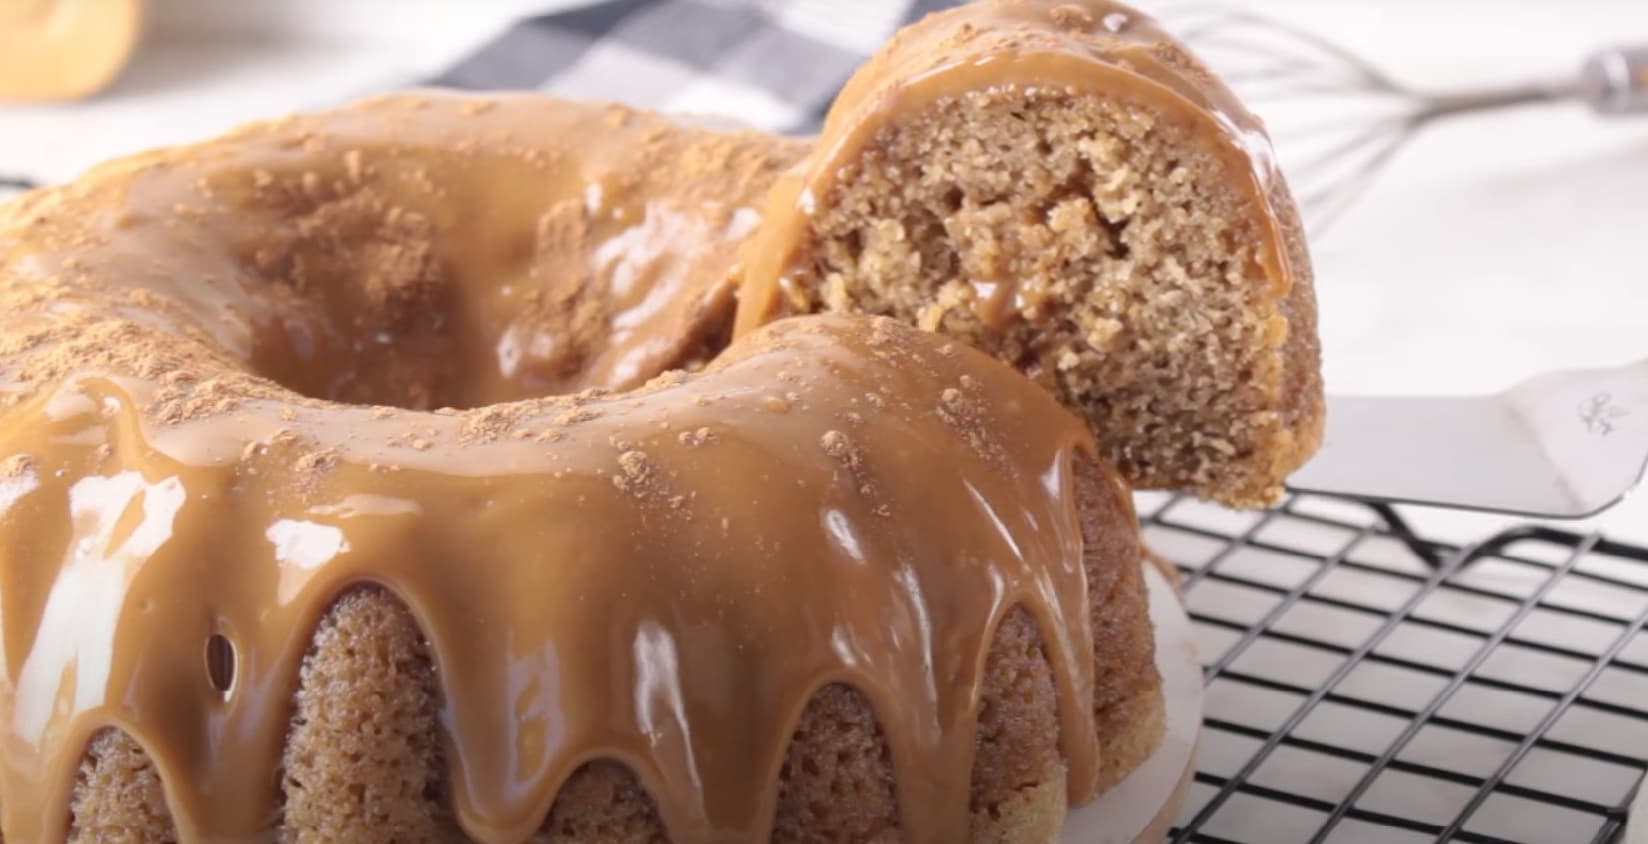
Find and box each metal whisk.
[1160,5,1648,235]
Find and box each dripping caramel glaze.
[0,0,1268,838]
[0,314,1119,842]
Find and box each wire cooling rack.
[1140,491,1648,843]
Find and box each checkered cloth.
[0,0,955,194]
[432,0,957,133]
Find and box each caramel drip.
[0,314,1105,841]
[733,0,1290,337]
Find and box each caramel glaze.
[734,0,1297,337]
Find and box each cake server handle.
[1581,45,1648,114]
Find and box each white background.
[2,0,1646,543]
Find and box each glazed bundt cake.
[736,0,1323,506]
[0,0,1322,839]
[0,91,1169,840]
[0,290,1159,840]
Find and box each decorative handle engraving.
[1579,392,1629,436]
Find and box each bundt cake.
[736,0,1323,506]
[0,88,1166,839]
[0,0,1327,838]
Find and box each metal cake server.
[1286,357,1648,518]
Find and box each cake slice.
[735,0,1323,507]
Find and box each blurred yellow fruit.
[0,0,144,101]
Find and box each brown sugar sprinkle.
[646,370,691,390]
[936,384,1007,466]
[611,450,656,495]
[294,448,340,473]
[459,405,522,444]
[819,429,880,504]
[1,454,34,477]
[677,427,717,448]
[554,408,600,426]
[151,376,250,425]
[1049,3,1096,30]
[819,430,852,460]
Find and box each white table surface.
[3,0,1646,545]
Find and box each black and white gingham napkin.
[0,1,954,195]
[432,0,956,133]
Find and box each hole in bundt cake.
[796,87,1280,498]
[228,164,479,412]
[230,139,768,414]
[205,633,236,697]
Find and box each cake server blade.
[1285,356,1648,518]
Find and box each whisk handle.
[1582,46,1648,114]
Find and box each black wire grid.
[1144,491,1648,843]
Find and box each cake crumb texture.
[792,86,1319,506]
[536,762,667,843]
[68,730,177,843]
[280,587,459,842]
[969,607,1067,843]
[1078,454,1167,791]
[772,684,900,843]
